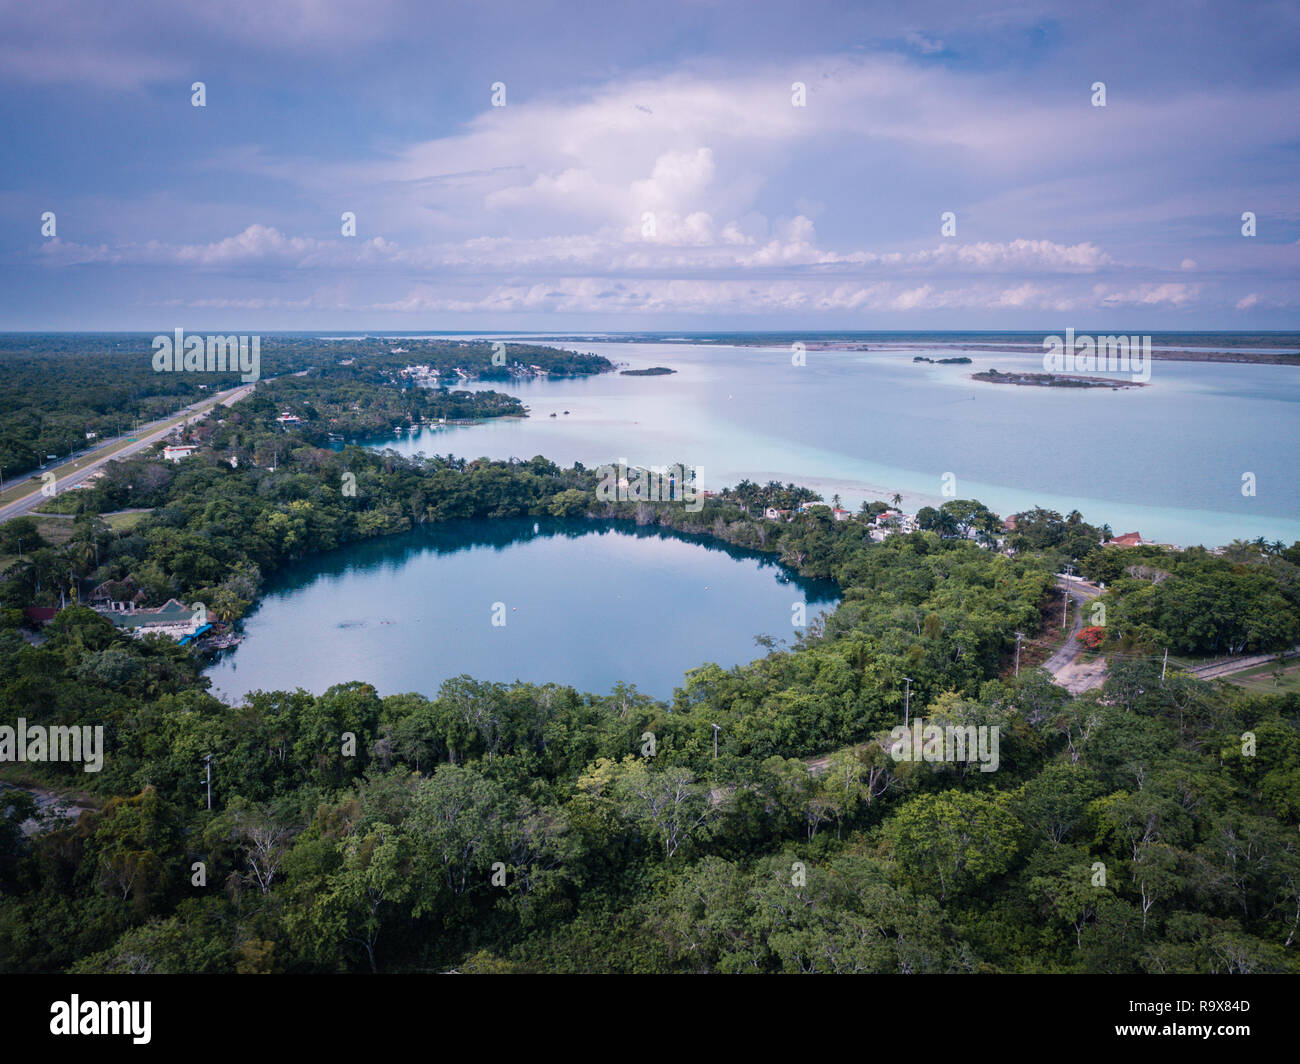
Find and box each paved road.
[0,383,255,525]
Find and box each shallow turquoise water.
[369,341,1300,548]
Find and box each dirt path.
[1039,578,1108,693]
[0,781,95,835]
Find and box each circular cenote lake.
[204,518,839,703]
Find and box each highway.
[0,382,255,525]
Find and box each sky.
[0,0,1297,331]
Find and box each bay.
[367,340,1300,548]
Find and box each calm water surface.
[205,518,839,702]
[366,340,1300,547]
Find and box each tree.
[207,798,299,896]
[307,824,412,973]
[406,763,511,902]
[584,757,715,860]
[886,791,1024,901]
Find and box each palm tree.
[891,493,902,509]
[831,493,842,509]
[68,537,97,577]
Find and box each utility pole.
[711,723,720,760]
[902,676,913,727]
[201,753,213,811]
[1014,631,1024,676]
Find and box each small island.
[973,368,1146,389]
[913,355,972,364]
[620,366,676,376]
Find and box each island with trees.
[973,368,1146,389]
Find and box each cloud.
[34,219,1123,284]
[36,226,397,268]
[335,276,1201,317]
[9,22,1298,326]
[0,0,398,86]
[903,31,945,54]
[1095,283,1199,307]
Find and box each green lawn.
[34,494,84,514]
[1223,660,1300,694]
[103,509,151,532]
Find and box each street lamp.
[1062,564,1075,627]
[201,753,214,811]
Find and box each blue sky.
[1,0,1297,330]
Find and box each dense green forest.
[1,392,1299,973]
[0,335,610,480]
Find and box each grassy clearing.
[0,510,152,572]
[1222,660,1300,695]
[103,510,151,532]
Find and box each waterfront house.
[797,501,832,515]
